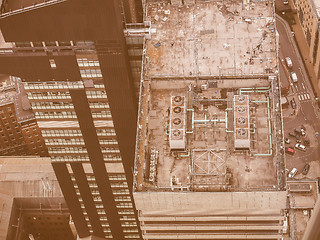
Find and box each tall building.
[133,0,288,239]
[290,0,320,91]
[0,0,145,239]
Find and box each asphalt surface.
[276,15,320,174]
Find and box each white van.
[288,168,298,178]
[285,57,293,68]
[290,72,298,83]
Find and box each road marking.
[295,85,299,91]
[304,94,308,100]
[302,83,305,90]
[306,93,310,100]
[301,95,305,100]
[298,95,301,101]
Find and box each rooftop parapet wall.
[133,191,287,212]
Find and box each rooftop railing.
[0,0,67,19]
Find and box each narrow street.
[276,15,320,175]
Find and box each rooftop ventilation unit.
[238,95,246,103]
[236,128,248,138]
[236,117,247,126]
[233,95,250,149]
[169,95,186,150]
[236,106,247,114]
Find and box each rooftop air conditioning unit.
[169,95,186,150]
[236,117,247,126]
[236,128,248,138]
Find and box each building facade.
[0,0,144,239]
[291,0,320,90]
[0,75,48,156]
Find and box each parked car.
[301,125,306,131]
[283,0,289,5]
[290,99,296,109]
[302,163,310,175]
[284,138,290,144]
[289,132,300,140]
[285,57,293,68]
[288,168,298,178]
[295,143,307,152]
[285,147,295,155]
[303,139,310,146]
[295,128,306,136]
[290,72,298,83]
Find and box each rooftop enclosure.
[134,0,286,193]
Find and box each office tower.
[302,196,320,240]
[0,75,48,156]
[0,156,72,240]
[0,0,145,239]
[133,0,288,239]
[289,0,320,94]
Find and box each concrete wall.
[134,191,287,212]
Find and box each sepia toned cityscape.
[0,0,319,239]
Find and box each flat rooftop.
[145,0,276,78]
[134,0,284,193]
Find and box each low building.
[0,156,73,240]
[133,0,288,239]
[0,75,48,156]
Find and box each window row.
[15,41,72,48]
[101,147,120,153]
[27,92,71,100]
[24,81,83,90]
[89,102,109,109]
[48,147,88,154]
[109,174,126,180]
[77,58,100,67]
[103,155,122,162]
[99,139,118,145]
[115,196,132,202]
[94,84,105,89]
[45,138,85,145]
[116,202,133,208]
[86,90,107,98]
[96,129,116,136]
[41,129,82,137]
[92,111,111,118]
[35,112,77,119]
[51,156,89,162]
[80,69,103,78]
[31,102,75,110]
[88,182,128,188]
[112,189,130,195]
